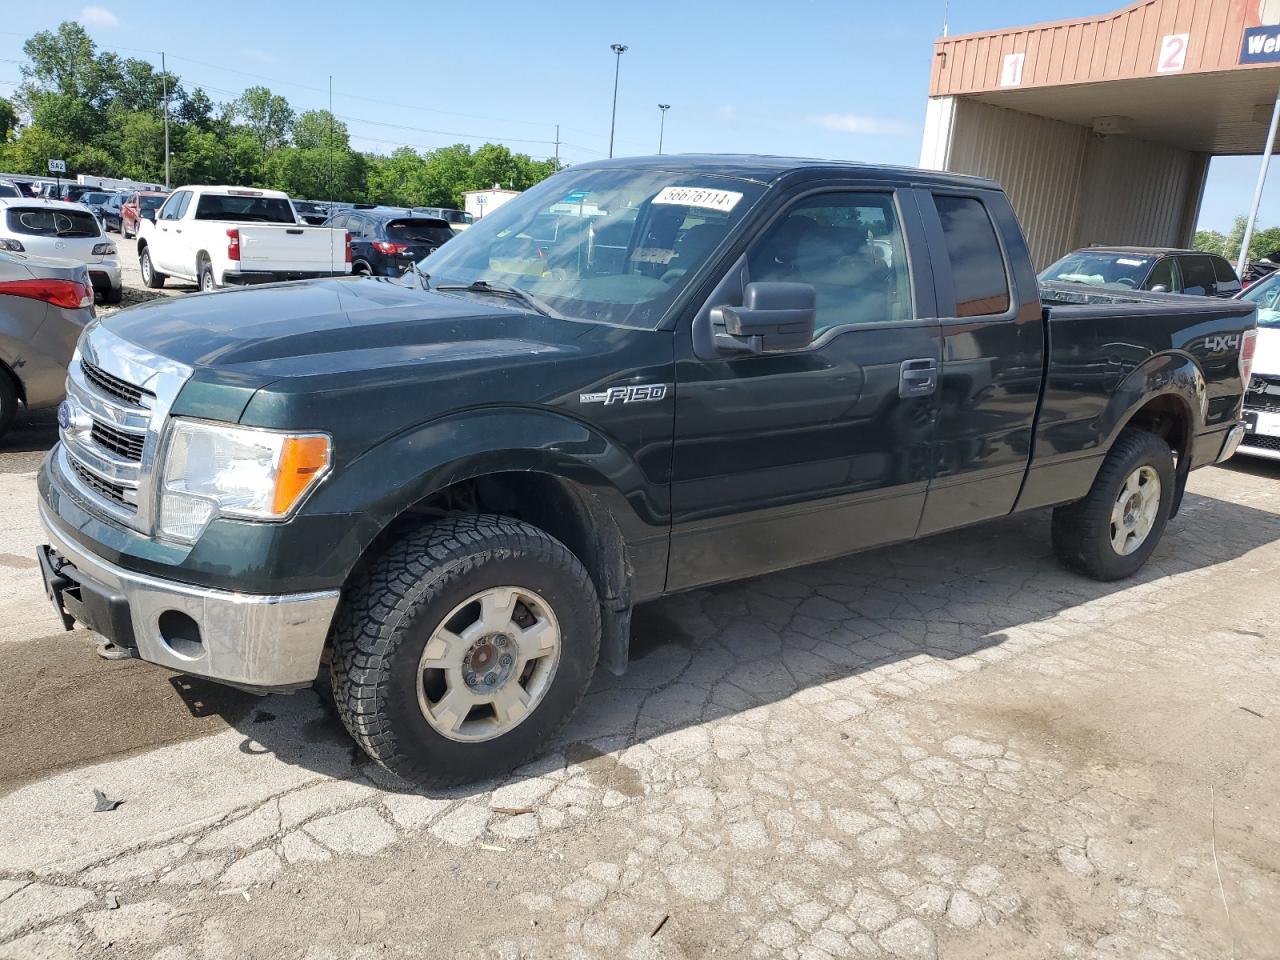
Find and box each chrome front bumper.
[40,502,340,690]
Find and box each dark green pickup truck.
[38,156,1257,786]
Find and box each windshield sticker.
[630,247,674,264]
[1116,258,1146,266]
[653,186,743,212]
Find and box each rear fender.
[1100,353,1205,451]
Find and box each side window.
[347,216,365,239]
[1179,255,1217,296]
[158,192,184,220]
[328,214,348,232]
[745,192,912,334]
[175,192,194,219]
[1144,257,1180,292]
[933,195,1011,317]
[1211,256,1239,286]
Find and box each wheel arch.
[317,407,666,675]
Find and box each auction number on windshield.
[653,186,743,212]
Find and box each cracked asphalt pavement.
[0,399,1278,959]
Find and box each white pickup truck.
[136,185,350,291]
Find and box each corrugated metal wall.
[936,98,1206,267]
[944,99,1089,268]
[1071,135,1205,249]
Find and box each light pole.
[657,104,670,154]
[609,43,628,158]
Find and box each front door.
[151,190,190,275]
[668,186,942,591]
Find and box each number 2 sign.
[1158,33,1189,73]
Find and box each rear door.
[668,183,943,590]
[915,189,1045,535]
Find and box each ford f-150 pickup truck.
[38,156,1257,786]
[136,185,349,291]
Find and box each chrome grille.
[69,457,131,507]
[90,420,145,461]
[81,360,154,408]
[58,324,193,532]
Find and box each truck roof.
[574,154,1001,190]
[171,185,292,199]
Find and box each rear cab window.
[1178,255,1217,296]
[1211,256,1239,286]
[933,195,1011,316]
[6,207,101,237]
[194,192,296,223]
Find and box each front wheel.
[140,248,166,289]
[1051,429,1175,581]
[330,515,601,787]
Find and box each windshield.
[417,168,767,328]
[1039,251,1154,288]
[194,193,296,223]
[0,183,20,198]
[6,207,100,238]
[1241,272,1280,328]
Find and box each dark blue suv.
[325,207,455,277]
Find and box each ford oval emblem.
[57,401,72,430]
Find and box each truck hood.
[99,276,586,373]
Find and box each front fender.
[301,404,670,585]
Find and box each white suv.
[0,198,122,303]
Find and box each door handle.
[899,358,938,398]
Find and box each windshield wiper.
[435,280,565,319]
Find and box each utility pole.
[554,124,561,169]
[657,104,670,154]
[161,51,170,189]
[329,75,334,200]
[1240,88,1280,278]
[609,43,628,159]
[942,0,951,36]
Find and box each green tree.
[0,124,71,175]
[176,87,215,129]
[293,110,346,151]
[1193,230,1226,257]
[234,86,294,154]
[0,98,18,142]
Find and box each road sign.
[47,159,66,174]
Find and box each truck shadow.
[198,478,1280,799]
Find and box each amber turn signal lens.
[272,436,331,515]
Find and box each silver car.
[0,250,95,439]
[0,198,123,304]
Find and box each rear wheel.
[1051,429,1175,581]
[198,259,217,292]
[140,248,166,289]
[330,515,601,787]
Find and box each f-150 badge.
[580,384,669,405]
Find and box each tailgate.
[236,226,345,271]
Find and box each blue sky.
[0,0,1261,233]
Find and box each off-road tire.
[330,514,601,787]
[140,248,166,289]
[1051,428,1175,581]
[0,371,17,439]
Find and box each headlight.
[92,242,116,256]
[158,419,331,543]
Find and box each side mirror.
[1150,284,1169,293]
[711,281,816,355]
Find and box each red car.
[120,191,168,240]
